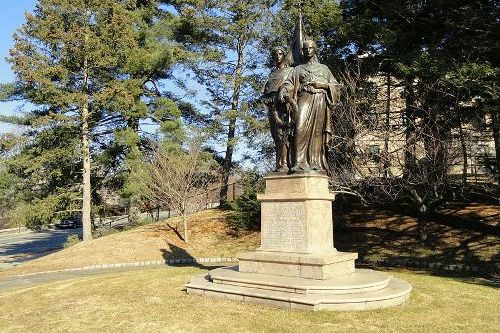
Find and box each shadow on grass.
[160,242,226,270]
[334,203,499,276]
[360,262,500,288]
[409,268,500,288]
[427,270,500,288]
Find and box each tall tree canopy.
[166,0,273,205]
[6,0,184,239]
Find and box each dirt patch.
[335,203,499,267]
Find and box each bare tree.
[328,61,495,242]
[136,136,220,243]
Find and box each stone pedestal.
[186,173,411,311]
[257,173,335,254]
[239,173,357,280]
[238,251,357,280]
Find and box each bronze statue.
[262,46,294,172]
[280,40,340,172]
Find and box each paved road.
[0,228,81,270]
[0,265,159,293]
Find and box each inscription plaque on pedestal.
[260,202,306,252]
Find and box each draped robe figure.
[280,40,340,172]
[262,47,294,172]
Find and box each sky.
[0,0,37,134]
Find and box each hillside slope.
[0,209,259,278]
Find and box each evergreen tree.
[109,0,187,213]
[320,0,499,240]
[167,0,272,206]
[7,0,150,240]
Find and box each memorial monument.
[185,12,411,311]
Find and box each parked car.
[55,216,82,229]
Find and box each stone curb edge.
[4,255,498,279]
[3,257,239,278]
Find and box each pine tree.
[167,0,272,206]
[111,0,187,214]
[316,0,499,240]
[8,0,146,240]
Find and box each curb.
[0,227,31,236]
[3,255,497,279]
[2,257,239,278]
[0,225,57,236]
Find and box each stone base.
[257,173,336,254]
[238,251,357,280]
[186,266,412,311]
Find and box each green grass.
[0,267,498,333]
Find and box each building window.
[368,145,381,162]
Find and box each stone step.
[210,266,391,294]
[238,250,358,280]
[186,268,412,311]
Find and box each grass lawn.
[0,267,498,333]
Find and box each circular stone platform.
[186,266,412,311]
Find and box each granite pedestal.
[186,173,411,311]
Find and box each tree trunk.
[403,81,417,178]
[81,30,92,241]
[383,72,391,178]
[491,109,500,188]
[182,212,188,243]
[81,88,92,240]
[179,200,188,243]
[219,117,236,207]
[424,105,447,188]
[410,188,429,243]
[417,206,429,243]
[458,115,468,187]
[219,40,244,207]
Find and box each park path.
[0,266,167,293]
[0,261,231,294]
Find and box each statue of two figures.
[263,39,341,173]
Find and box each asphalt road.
[0,228,81,270]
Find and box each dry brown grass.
[0,267,498,333]
[1,203,498,279]
[0,209,259,278]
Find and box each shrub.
[63,234,81,248]
[229,170,265,231]
[127,205,141,225]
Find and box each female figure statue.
[262,46,294,172]
[280,40,340,172]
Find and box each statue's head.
[302,39,317,59]
[272,46,287,65]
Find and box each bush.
[127,205,141,225]
[63,234,81,248]
[229,170,265,231]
